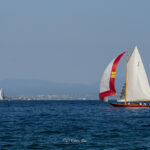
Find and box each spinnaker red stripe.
[100,51,125,101]
[109,52,126,92]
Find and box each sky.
[0,0,150,84]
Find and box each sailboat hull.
[110,103,150,107]
[2,99,7,101]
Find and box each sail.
[99,52,125,101]
[0,88,4,100]
[127,46,150,101]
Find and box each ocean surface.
[0,100,150,150]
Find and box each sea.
[0,100,150,150]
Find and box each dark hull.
[110,103,150,107]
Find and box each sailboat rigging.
[99,46,150,107]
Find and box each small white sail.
[127,46,150,101]
[99,52,125,101]
[0,88,4,100]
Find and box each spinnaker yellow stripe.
[111,72,116,78]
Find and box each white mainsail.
[127,46,150,101]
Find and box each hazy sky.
[1,0,150,84]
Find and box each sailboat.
[99,46,150,107]
[0,88,7,101]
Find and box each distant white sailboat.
[99,46,150,107]
[0,88,7,101]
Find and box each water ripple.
[0,100,150,149]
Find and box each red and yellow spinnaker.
[99,52,125,101]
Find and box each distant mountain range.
[0,78,99,99]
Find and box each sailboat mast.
[125,49,128,104]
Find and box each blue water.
[0,100,150,149]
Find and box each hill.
[0,78,99,99]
